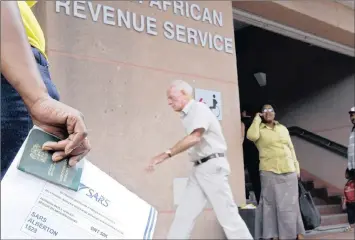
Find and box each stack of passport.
[17,128,84,191]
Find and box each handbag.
[298,181,321,230]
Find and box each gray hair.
[170,80,194,97]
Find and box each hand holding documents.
[1,127,158,239]
[17,128,84,191]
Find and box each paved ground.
[308,230,354,239]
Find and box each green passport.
[17,128,84,191]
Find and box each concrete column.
[39,1,243,238]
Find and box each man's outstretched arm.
[1,1,48,108]
[145,129,204,172]
[167,128,204,158]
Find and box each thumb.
[65,115,88,154]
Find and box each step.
[310,187,342,205]
[305,224,350,238]
[306,231,355,240]
[302,180,315,191]
[311,187,329,201]
[300,170,343,196]
[317,205,343,215]
[313,197,328,205]
[321,213,348,226]
[328,195,342,205]
[313,182,343,196]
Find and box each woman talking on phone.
[247,104,305,240]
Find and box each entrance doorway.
[233,8,355,232]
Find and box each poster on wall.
[194,88,223,120]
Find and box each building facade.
[32,1,354,238]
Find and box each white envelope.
[1,127,158,239]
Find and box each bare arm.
[247,114,262,142]
[0,2,91,166]
[146,104,210,172]
[154,128,204,161]
[241,122,245,144]
[1,1,48,109]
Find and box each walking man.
[146,80,253,239]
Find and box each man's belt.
[194,153,225,166]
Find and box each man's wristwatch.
[165,149,172,158]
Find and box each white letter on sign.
[132,13,145,32]
[213,35,223,51]
[202,9,212,24]
[173,1,184,16]
[73,1,87,19]
[149,0,162,10]
[87,2,101,22]
[163,21,175,40]
[56,1,70,15]
[117,9,131,28]
[146,17,158,36]
[190,4,201,21]
[162,1,172,11]
[213,10,223,27]
[176,24,187,43]
[224,38,233,54]
[103,5,115,25]
[187,28,198,45]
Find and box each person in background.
[343,107,355,232]
[344,168,355,232]
[247,104,305,240]
[241,106,261,204]
[146,80,252,239]
[1,1,91,179]
[347,107,355,173]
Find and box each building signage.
[55,1,234,54]
[195,88,223,120]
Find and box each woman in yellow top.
[1,1,90,179]
[247,104,305,240]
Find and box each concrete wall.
[280,74,354,190]
[233,0,355,47]
[38,1,241,238]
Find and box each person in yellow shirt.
[247,104,305,240]
[1,1,90,179]
[17,1,46,57]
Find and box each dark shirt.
[242,117,258,155]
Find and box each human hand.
[28,96,91,167]
[145,155,167,173]
[255,112,263,119]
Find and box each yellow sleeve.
[287,132,300,174]
[246,116,262,142]
[26,1,37,8]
